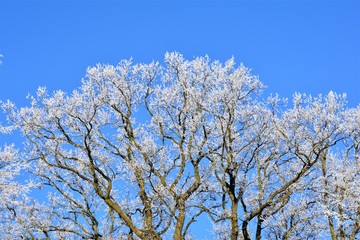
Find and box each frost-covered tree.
[0,52,358,239]
[315,106,360,240]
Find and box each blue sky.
[0,0,359,108]
[0,0,359,238]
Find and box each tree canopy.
[0,52,359,239]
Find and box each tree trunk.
[174,202,185,240]
[242,220,251,240]
[230,200,239,240]
[256,216,263,240]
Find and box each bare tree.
[315,105,360,240]
[0,53,358,239]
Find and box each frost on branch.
[0,52,358,240]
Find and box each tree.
[205,89,351,239]
[315,106,360,240]
[0,144,28,238]
[0,52,358,239]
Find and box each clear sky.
[0,0,359,107]
[0,0,359,238]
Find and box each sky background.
[0,0,359,238]
[0,0,359,108]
